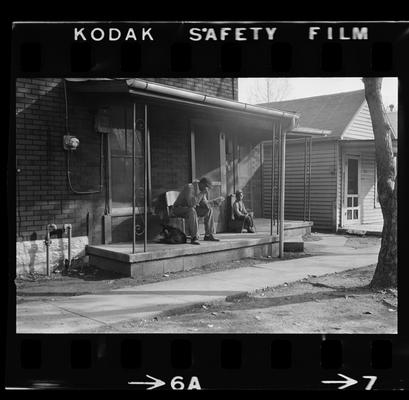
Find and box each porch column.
[270,122,276,236]
[277,125,281,235]
[279,127,287,258]
[303,137,307,221]
[144,103,149,252]
[132,103,136,254]
[308,136,312,222]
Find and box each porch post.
[279,126,287,258]
[132,103,136,254]
[277,124,281,235]
[308,136,312,222]
[144,103,148,252]
[270,121,276,236]
[303,137,307,221]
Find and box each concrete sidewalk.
[16,234,380,333]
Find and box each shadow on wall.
[28,232,38,274]
[238,144,262,218]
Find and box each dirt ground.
[16,233,378,298]
[94,264,397,334]
[16,234,395,334]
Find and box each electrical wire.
[63,80,69,135]
[66,136,104,195]
[63,79,104,195]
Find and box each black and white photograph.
[15,76,398,334]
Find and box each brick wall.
[150,105,191,201]
[15,77,237,246]
[16,78,106,244]
[144,78,238,100]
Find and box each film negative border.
[12,22,408,76]
[6,334,409,390]
[7,21,409,390]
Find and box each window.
[109,105,145,210]
[347,158,358,195]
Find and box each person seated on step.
[233,190,255,233]
[173,176,223,245]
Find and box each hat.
[199,177,212,188]
[235,190,243,197]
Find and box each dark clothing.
[174,181,207,208]
[233,199,254,232]
[233,199,247,218]
[173,181,215,237]
[234,214,254,232]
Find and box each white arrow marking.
[128,374,166,390]
[322,373,358,390]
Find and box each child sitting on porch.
[233,190,255,233]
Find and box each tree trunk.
[362,78,397,288]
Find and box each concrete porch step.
[87,221,313,279]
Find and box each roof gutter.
[288,127,331,137]
[125,78,299,122]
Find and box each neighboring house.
[260,89,398,231]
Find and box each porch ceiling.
[66,78,301,136]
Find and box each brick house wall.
[149,105,191,200]
[145,78,238,100]
[16,79,106,244]
[15,78,237,274]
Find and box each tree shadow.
[223,285,373,312]
[28,232,38,274]
[66,264,127,281]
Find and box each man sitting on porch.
[233,190,255,233]
[173,177,220,245]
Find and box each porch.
[66,79,319,278]
[86,219,312,278]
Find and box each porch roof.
[66,78,300,132]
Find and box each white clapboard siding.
[336,142,342,229]
[361,153,383,224]
[262,140,338,231]
[342,102,375,140]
